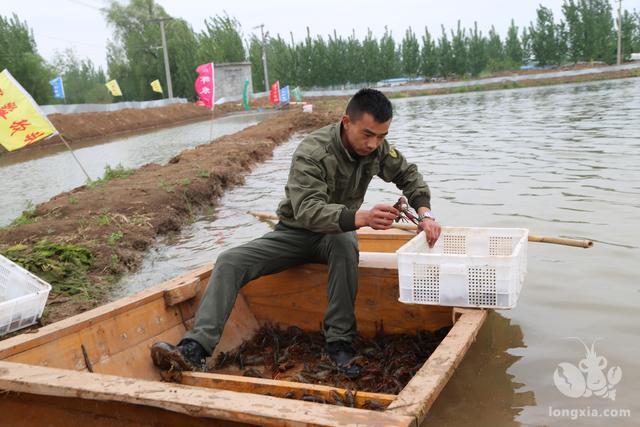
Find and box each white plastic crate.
[396,227,528,309]
[0,255,51,336]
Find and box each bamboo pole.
[248,211,593,249]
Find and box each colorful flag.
[194,63,215,110]
[49,76,65,100]
[0,69,58,151]
[292,86,302,102]
[269,81,280,105]
[105,79,122,97]
[242,79,250,111]
[279,85,290,105]
[150,79,163,94]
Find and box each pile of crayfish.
[211,322,450,408]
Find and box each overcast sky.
[5,0,640,72]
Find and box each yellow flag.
[150,79,163,94]
[0,69,58,152]
[105,79,122,96]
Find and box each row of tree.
[1,0,639,103]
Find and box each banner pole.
[59,134,92,182]
[208,107,214,142]
[208,62,215,142]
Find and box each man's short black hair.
[346,88,393,123]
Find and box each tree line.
[1,0,639,104]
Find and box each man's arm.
[287,153,355,233]
[377,143,431,212]
[378,143,441,247]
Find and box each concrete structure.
[214,62,253,102]
[631,53,640,61]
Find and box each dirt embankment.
[0,110,340,323]
[0,102,252,155]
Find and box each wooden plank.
[0,264,212,360]
[386,309,487,424]
[92,292,255,379]
[163,277,201,306]
[0,361,415,427]
[6,296,184,372]
[181,371,395,408]
[0,391,245,427]
[356,227,414,253]
[93,322,186,380]
[241,264,453,336]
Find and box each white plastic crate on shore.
[0,255,51,335]
[396,227,528,309]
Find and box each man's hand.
[418,219,441,248]
[355,204,399,230]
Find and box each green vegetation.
[96,214,111,226]
[0,14,53,103]
[50,48,111,104]
[107,231,124,246]
[1,241,93,297]
[88,164,134,188]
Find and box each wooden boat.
[0,228,486,426]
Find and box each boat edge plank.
[386,308,487,424]
[0,361,415,427]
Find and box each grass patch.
[107,231,124,246]
[11,200,36,226]
[1,241,93,298]
[88,164,134,188]
[69,195,78,205]
[198,169,210,178]
[96,214,111,225]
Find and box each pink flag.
[269,80,280,105]
[194,63,214,109]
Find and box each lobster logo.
[553,338,622,400]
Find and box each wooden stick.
[180,371,395,408]
[527,234,593,248]
[247,211,594,249]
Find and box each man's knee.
[325,232,359,261]
[216,247,245,267]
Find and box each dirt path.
[0,110,340,324]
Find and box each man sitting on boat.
[151,88,441,378]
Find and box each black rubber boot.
[150,339,208,372]
[327,340,361,379]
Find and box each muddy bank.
[384,66,640,98]
[0,110,340,324]
[0,102,251,155]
